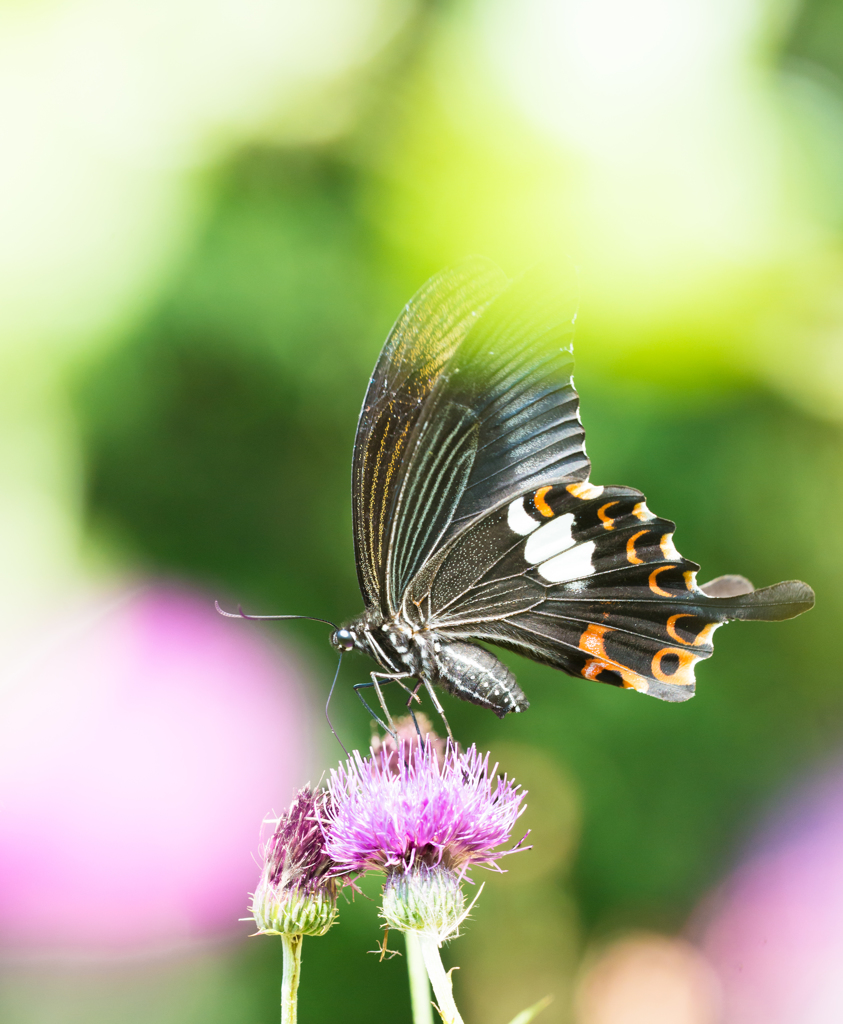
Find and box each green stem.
[405,931,434,1024]
[280,933,303,1024]
[417,933,464,1024]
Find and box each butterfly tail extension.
[697,579,815,622]
[637,579,814,701]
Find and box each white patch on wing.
[507,497,541,536]
[524,513,575,564]
[537,541,597,582]
[660,533,681,561]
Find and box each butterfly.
[327,258,814,736]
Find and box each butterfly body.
[333,611,528,718]
[336,258,814,730]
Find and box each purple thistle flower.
[369,712,447,773]
[322,738,528,877]
[251,786,339,937]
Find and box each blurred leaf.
[504,994,553,1024]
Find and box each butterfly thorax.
[340,609,421,675]
[339,609,530,719]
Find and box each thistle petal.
[322,737,527,875]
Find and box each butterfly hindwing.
[408,481,814,701]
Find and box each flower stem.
[405,931,434,1024]
[417,933,464,1024]
[280,933,303,1024]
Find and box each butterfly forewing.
[383,269,590,613]
[351,258,509,610]
[386,402,480,616]
[438,271,590,538]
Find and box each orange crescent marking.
[666,613,695,645]
[578,623,649,693]
[651,647,697,686]
[597,501,619,530]
[533,486,554,518]
[666,614,720,648]
[626,530,648,565]
[567,481,604,500]
[648,565,674,596]
[666,613,692,644]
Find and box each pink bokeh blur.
[0,584,313,955]
[702,765,843,1023]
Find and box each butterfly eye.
[331,628,355,653]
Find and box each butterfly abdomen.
[425,639,529,718]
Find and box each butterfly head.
[330,627,356,653]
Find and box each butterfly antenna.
[214,601,337,630]
[325,653,349,757]
[215,600,349,755]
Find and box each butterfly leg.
[420,677,454,741]
[404,681,425,740]
[391,677,423,704]
[352,682,395,737]
[392,678,425,739]
[353,672,414,736]
[371,672,398,734]
[384,672,430,746]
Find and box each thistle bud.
[251,786,338,938]
[382,865,467,944]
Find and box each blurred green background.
[2,0,843,1020]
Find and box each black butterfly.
[327,258,814,735]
